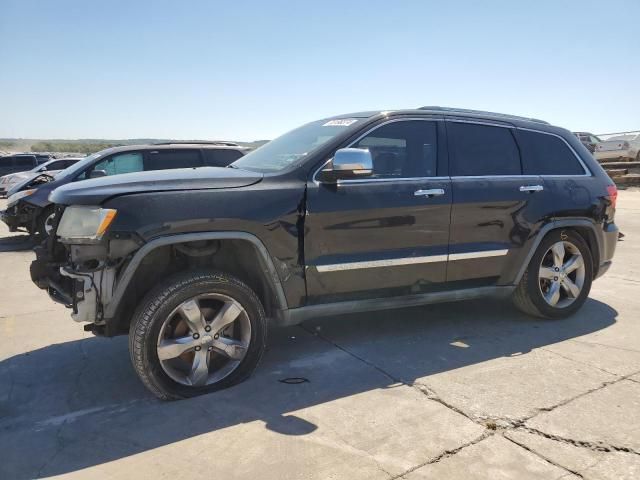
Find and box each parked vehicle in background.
[28,107,619,400]
[0,157,82,197]
[1,142,249,237]
[0,154,43,177]
[573,132,601,153]
[595,131,640,162]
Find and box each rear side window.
[203,149,244,167]
[448,122,521,176]
[145,149,202,171]
[13,156,35,168]
[518,130,586,175]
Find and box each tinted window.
[145,149,202,171]
[518,130,585,175]
[45,160,69,170]
[449,122,521,176]
[0,157,12,167]
[14,156,35,168]
[203,149,244,167]
[351,120,438,178]
[81,152,144,179]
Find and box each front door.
[304,119,452,304]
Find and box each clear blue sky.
[1,0,638,140]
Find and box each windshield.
[54,150,110,180]
[231,117,367,173]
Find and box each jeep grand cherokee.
[30,107,618,400]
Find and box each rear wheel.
[129,270,267,400]
[513,230,593,319]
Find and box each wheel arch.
[104,232,288,334]
[511,219,603,285]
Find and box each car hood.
[50,167,263,205]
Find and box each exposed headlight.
[57,206,117,243]
[7,189,36,207]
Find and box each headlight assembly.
[7,189,36,207]
[56,206,117,243]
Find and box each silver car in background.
[595,131,640,162]
[0,157,82,197]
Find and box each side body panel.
[104,177,308,307]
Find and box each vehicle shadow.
[0,297,618,478]
[0,234,34,252]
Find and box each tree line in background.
[30,142,120,154]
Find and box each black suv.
[30,107,619,400]
[1,142,248,236]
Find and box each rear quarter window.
[518,130,586,176]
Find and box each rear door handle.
[414,188,445,197]
[519,185,544,193]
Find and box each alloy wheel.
[156,293,251,387]
[538,240,586,308]
[44,213,56,235]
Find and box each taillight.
[606,184,618,209]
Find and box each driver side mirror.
[89,169,107,179]
[318,148,373,183]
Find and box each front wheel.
[513,230,593,319]
[34,206,56,239]
[129,270,267,400]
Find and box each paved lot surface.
[1,192,639,479]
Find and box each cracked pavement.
[1,191,640,479]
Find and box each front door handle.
[414,188,445,197]
[519,185,544,193]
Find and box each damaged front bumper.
[1,201,39,232]
[30,244,117,324]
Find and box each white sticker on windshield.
[323,119,358,127]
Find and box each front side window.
[82,152,144,178]
[449,122,521,176]
[145,149,202,170]
[519,130,586,175]
[351,120,438,178]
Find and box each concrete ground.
[0,192,639,480]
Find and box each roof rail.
[152,140,240,147]
[418,106,550,125]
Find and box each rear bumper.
[596,222,618,279]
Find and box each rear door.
[446,119,547,284]
[304,118,452,303]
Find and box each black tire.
[34,206,55,239]
[512,230,593,319]
[129,270,267,400]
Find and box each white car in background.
[0,157,82,197]
[595,131,640,162]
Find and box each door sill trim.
[274,286,515,326]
